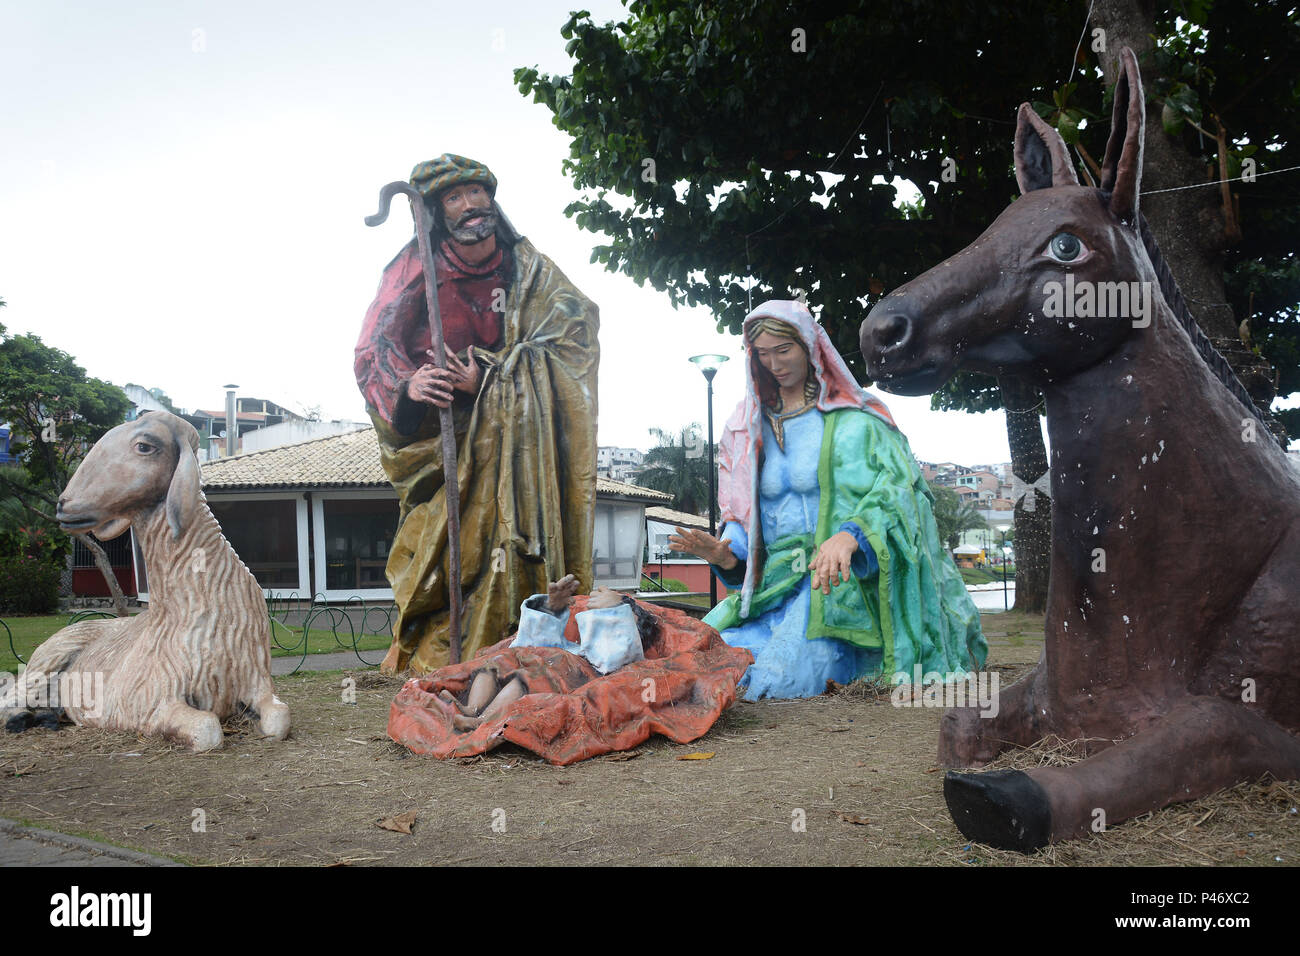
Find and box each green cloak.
[705,408,986,682]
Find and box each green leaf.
[1161,100,1185,136]
[1056,113,1079,145]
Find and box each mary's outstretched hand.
[669,527,739,570]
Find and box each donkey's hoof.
[944,769,1050,853]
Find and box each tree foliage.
[927,481,988,552]
[517,1,1299,435]
[0,321,130,590]
[635,423,715,515]
[1139,9,1300,419]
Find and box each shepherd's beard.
[448,210,499,244]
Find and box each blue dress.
[712,409,881,700]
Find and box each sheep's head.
[57,411,203,541]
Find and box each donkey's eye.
[1047,232,1086,262]
[135,441,156,454]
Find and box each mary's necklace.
[763,372,819,452]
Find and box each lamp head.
[689,353,729,383]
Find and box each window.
[593,500,644,588]
[322,498,399,592]
[208,498,300,588]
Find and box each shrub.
[0,555,61,614]
[661,578,689,593]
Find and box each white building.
[597,446,645,482]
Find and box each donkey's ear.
[1014,103,1080,194]
[1099,46,1145,226]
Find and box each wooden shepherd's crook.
[365,181,464,664]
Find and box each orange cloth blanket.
[387,599,753,765]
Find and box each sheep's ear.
[166,437,202,539]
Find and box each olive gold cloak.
[355,235,598,673]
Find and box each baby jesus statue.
[437,574,658,731]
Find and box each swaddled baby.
[438,575,658,731]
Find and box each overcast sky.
[1,0,1022,464]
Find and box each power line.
[1141,163,1300,195]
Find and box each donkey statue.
[860,48,1300,851]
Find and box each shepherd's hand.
[407,364,455,408]
[429,347,481,395]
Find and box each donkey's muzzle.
[860,309,914,378]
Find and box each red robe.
[355,239,512,428]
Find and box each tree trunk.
[75,532,129,617]
[1093,0,1286,441]
[1000,377,1050,614]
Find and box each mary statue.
[672,299,985,700]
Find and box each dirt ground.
[2,614,1297,866]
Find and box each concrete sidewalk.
[0,819,182,867]
[270,650,384,675]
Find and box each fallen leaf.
[825,727,851,733]
[376,809,418,834]
[605,750,643,762]
[677,752,715,761]
[836,812,872,826]
[925,766,940,774]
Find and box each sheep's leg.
[2,622,101,712]
[152,699,224,752]
[938,657,1045,768]
[250,687,290,740]
[945,696,1300,852]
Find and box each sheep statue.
[1,410,290,751]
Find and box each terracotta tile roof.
[595,476,672,502]
[203,427,676,500]
[202,427,387,489]
[645,505,709,529]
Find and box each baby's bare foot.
[451,713,483,733]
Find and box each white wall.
[240,419,367,454]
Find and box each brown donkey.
[860,48,1300,851]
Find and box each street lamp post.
[689,353,729,607]
[1001,536,1012,611]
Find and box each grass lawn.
[959,566,1016,586]
[1,613,390,675]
